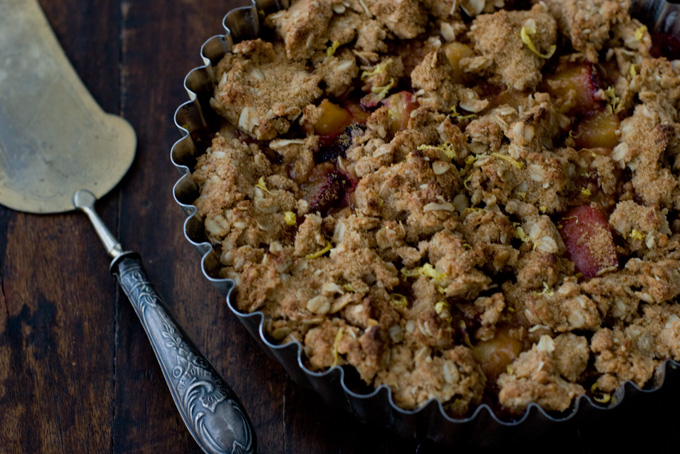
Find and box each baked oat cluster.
[192,0,680,417]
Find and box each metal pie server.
[0,0,255,452]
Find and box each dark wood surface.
[1,0,679,452]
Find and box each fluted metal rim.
[170,0,680,445]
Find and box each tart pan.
[171,0,680,445]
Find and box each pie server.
[0,0,255,452]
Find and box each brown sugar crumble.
[193,0,680,417]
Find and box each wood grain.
[1,0,680,452]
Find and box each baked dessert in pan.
[172,0,680,444]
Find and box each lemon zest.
[418,142,456,161]
[539,206,547,213]
[593,393,611,404]
[390,293,409,308]
[361,61,388,80]
[507,306,516,313]
[540,282,554,296]
[450,105,477,121]
[284,211,297,226]
[459,155,478,178]
[401,263,448,283]
[569,129,582,140]
[255,176,270,193]
[463,172,474,190]
[513,223,530,243]
[326,40,341,57]
[435,301,452,321]
[520,25,556,59]
[581,188,592,197]
[630,229,644,241]
[371,77,395,100]
[629,63,638,78]
[604,86,620,113]
[305,241,332,259]
[590,383,611,404]
[435,301,450,315]
[332,327,344,367]
[491,152,524,169]
[635,25,647,42]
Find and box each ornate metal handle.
[74,190,256,454]
[631,0,680,36]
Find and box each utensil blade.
[0,0,136,214]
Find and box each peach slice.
[543,63,603,115]
[310,99,353,136]
[573,109,620,150]
[471,327,524,380]
[442,42,474,84]
[382,91,418,135]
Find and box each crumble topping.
[193,0,680,417]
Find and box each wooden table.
[1,0,679,452]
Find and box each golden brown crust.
[468,4,557,91]
[193,0,680,416]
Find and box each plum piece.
[309,169,354,215]
[651,32,680,60]
[559,205,618,278]
[316,123,366,164]
[344,100,371,124]
[360,92,385,109]
[543,63,603,115]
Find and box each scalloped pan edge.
[170,0,680,445]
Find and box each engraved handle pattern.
[112,253,256,454]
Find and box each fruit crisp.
[192,0,680,417]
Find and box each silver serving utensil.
[631,0,680,40]
[0,0,255,452]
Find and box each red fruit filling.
[559,205,618,278]
[308,169,355,215]
[316,123,366,164]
